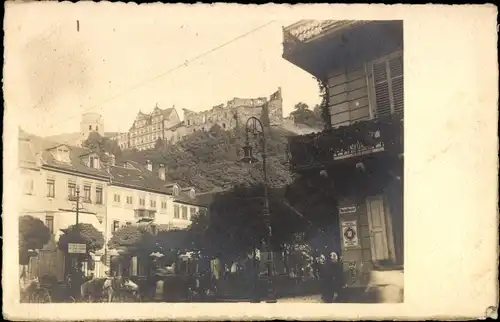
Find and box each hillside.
[120,124,300,192]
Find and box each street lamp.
[240,116,277,303]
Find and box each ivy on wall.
[288,113,403,171]
[315,77,331,130]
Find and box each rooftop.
[283,20,367,43]
[109,161,176,194]
[19,128,111,179]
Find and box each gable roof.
[40,145,110,179]
[18,128,109,179]
[173,189,214,208]
[109,161,176,194]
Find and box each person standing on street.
[320,254,334,303]
[330,252,344,301]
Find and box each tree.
[290,102,321,127]
[188,184,306,264]
[82,132,122,162]
[120,125,293,192]
[107,224,156,256]
[19,215,51,265]
[155,229,196,264]
[284,173,341,257]
[154,138,165,150]
[58,223,105,256]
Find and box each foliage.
[154,138,166,150]
[19,215,51,265]
[107,224,156,255]
[285,173,341,255]
[155,229,196,264]
[82,132,122,162]
[315,77,331,129]
[188,183,306,261]
[108,225,196,265]
[120,124,294,192]
[58,223,105,255]
[289,102,322,128]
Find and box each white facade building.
[19,128,209,281]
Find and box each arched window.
[173,185,179,196]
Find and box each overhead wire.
[46,20,277,132]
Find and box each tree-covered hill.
[120,124,296,192]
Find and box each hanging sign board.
[341,220,359,248]
[339,206,357,215]
[68,243,86,254]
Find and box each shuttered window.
[372,52,404,117]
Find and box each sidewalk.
[278,295,322,303]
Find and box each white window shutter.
[372,53,404,117]
[389,56,404,115]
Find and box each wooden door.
[366,195,390,262]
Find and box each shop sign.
[341,220,359,248]
[68,243,86,254]
[339,206,357,214]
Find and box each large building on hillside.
[182,88,283,134]
[19,128,209,281]
[109,105,180,151]
[109,89,283,151]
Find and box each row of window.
[113,193,168,209]
[131,123,163,136]
[45,179,104,204]
[173,204,197,220]
[29,177,188,204]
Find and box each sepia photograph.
[3,2,497,321]
[14,14,404,304]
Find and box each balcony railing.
[134,208,156,221]
[287,113,403,172]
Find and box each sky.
[5,3,321,137]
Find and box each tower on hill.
[79,112,104,146]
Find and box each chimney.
[146,160,152,171]
[158,164,166,181]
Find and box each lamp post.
[240,116,277,303]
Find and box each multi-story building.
[19,129,110,280]
[283,20,404,302]
[110,89,283,149]
[112,132,130,150]
[106,160,204,238]
[19,128,209,281]
[112,105,180,151]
